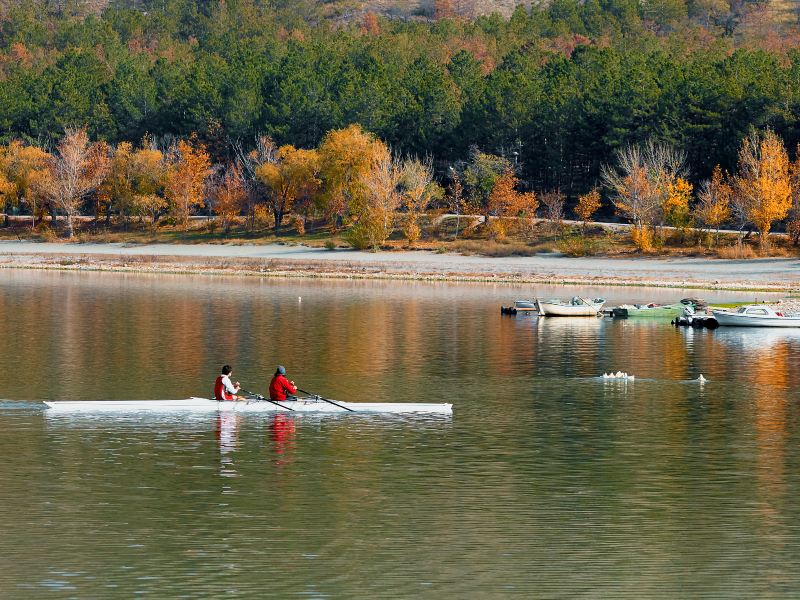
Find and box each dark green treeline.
[1,0,800,195]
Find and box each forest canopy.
[0,0,799,198]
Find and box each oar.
[239,388,295,412]
[297,387,354,412]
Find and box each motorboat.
[612,299,696,319]
[536,296,605,317]
[711,305,800,328]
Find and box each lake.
[1,270,798,598]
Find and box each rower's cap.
[277,365,286,375]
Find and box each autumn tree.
[694,165,731,244]
[399,157,434,244]
[575,188,601,229]
[540,190,565,230]
[487,169,538,239]
[346,155,402,250]
[601,141,686,250]
[100,140,167,228]
[732,129,791,249]
[317,125,389,230]
[256,145,320,233]
[663,177,693,234]
[164,139,212,230]
[34,129,110,238]
[789,148,800,246]
[0,141,50,228]
[464,149,512,227]
[209,165,246,234]
[235,135,277,231]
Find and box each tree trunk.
[66,213,75,238]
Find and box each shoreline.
[0,241,798,291]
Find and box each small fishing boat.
[44,397,453,414]
[612,299,696,319]
[711,305,800,328]
[536,297,605,317]
[512,300,537,311]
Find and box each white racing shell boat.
[44,396,453,415]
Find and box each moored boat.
[711,305,800,328]
[612,299,696,319]
[536,297,605,317]
[44,397,453,414]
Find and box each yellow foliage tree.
[100,141,167,228]
[345,155,402,250]
[255,145,320,232]
[317,124,389,230]
[733,129,792,248]
[0,141,50,228]
[164,139,212,230]
[400,158,434,245]
[663,177,693,232]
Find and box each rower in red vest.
[269,365,297,401]
[214,365,243,401]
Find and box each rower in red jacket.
[269,365,297,401]
[214,365,243,401]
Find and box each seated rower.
[214,365,244,401]
[269,365,297,402]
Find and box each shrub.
[631,226,654,252]
[324,239,336,250]
[558,232,600,256]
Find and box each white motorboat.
[536,296,605,317]
[43,397,453,414]
[711,305,800,328]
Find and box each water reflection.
[269,413,297,468]
[216,413,241,478]
[4,271,800,598]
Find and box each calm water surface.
[1,271,798,598]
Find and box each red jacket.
[269,374,297,401]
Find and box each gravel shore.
[0,241,797,291]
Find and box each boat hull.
[613,304,687,318]
[712,310,800,328]
[536,300,603,317]
[44,397,453,414]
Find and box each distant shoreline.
[0,241,797,292]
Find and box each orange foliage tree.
[575,188,601,229]
[164,138,212,230]
[208,166,247,233]
[733,129,792,249]
[788,147,800,246]
[487,169,538,239]
[694,165,732,244]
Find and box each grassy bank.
[2,215,797,260]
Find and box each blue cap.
[277,365,286,375]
